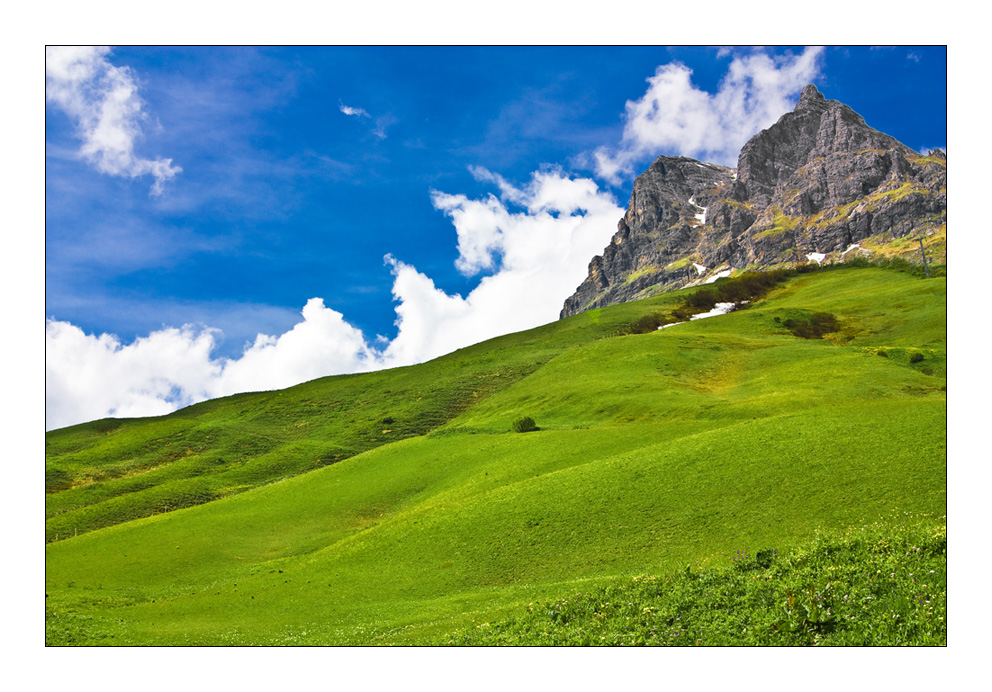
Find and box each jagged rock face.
[561,84,946,318]
[737,85,913,209]
[561,157,736,317]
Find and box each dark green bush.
[511,416,538,433]
[624,314,667,334]
[681,270,793,317]
[755,548,777,570]
[685,289,718,310]
[731,547,777,572]
[782,312,840,339]
[910,352,925,364]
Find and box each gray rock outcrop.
[561,85,946,318]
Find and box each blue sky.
[45,46,947,429]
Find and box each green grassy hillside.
[45,266,946,645]
[46,282,683,543]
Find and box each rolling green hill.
[45,265,946,645]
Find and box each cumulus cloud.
[46,46,182,195]
[46,319,221,427]
[592,47,824,182]
[46,299,379,429]
[385,168,623,365]
[45,169,623,430]
[212,298,377,396]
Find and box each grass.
[753,207,798,239]
[44,265,946,645]
[859,224,947,265]
[907,153,947,168]
[439,513,946,646]
[622,264,664,284]
[807,181,936,234]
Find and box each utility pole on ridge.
[916,235,931,279]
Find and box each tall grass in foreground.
[439,513,946,646]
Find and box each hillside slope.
[45,303,635,542]
[45,266,945,645]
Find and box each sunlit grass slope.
[45,266,946,645]
[442,513,946,646]
[45,297,652,542]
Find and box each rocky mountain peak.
[797,83,826,108]
[560,85,946,319]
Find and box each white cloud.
[45,319,221,427]
[339,104,370,118]
[339,102,391,139]
[212,298,377,396]
[46,299,378,429]
[370,122,390,140]
[385,168,623,365]
[45,169,623,430]
[46,46,182,195]
[592,47,824,182]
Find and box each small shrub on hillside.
[623,314,670,334]
[910,352,925,364]
[713,276,755,303]
[782,312,840,339]
[511,416,538,433]
[755,548,777,570]
[731,547,778,572]
[844,256,873,270]
[685,289,718,310]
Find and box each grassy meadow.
[45,265,946,645]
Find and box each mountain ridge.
[561,85,946,318]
